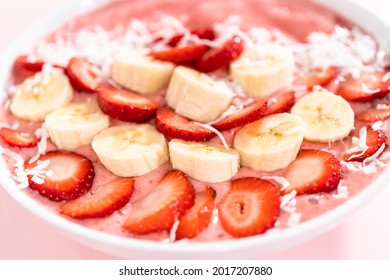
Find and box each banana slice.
[169,139,240,183]
[166,66,234,122]
[111,50,175,95]
[291,90,354,142]
[45,103,110,150]
[234,113,305,172]
[230,45,294,98]
[92,124,169,177]
[10,68,73,122]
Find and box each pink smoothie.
[1,0,389,243]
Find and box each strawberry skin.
[25,151,95,201]
[196,35,244,72]
[213,99,267,131]
[218,178,280,238]
[282,150,342,195]
[60,177,134,219]
[266,90,296,115]
[175,187,215,240]
[98,84,157,123]
[295,66,338,90]
[122,170,195,234]
[336,72,390,102]
[155,107,216,141]
[0,128,39,148]
[356,107,390,122]
[66,57,99,93]
[150,44,208,64]
[155,27,216,47]
[344,127,387,162]
[12,55,45,83]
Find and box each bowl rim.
[0,0,389,257]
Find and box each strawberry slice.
[195,35,244,72]
[344,127,387,162]
[122,170,195,234]
[66,57,99,93]
[150,44,208,64]
[0,128,39,148]
[175,187,215,240]
[24,151,95,201]
[218,177,280,238]
[213,99,267,131]
[13,55,45,73]
[265,90,295,115]
[295,66,338,90]
[155,27,216,47]
[60,177,134,219]
[282,150,342,195]
[336,72,390,102]
[97,84,157,123]
[356,107,390,122]
[155,107,216,141]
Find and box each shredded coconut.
[29,124,48,164]
[376,103,389,109]
[261,175,290,191]
[372,121,384,131]
[168,219,180,243]
[194,122,229,150]
[345,127,368,160]
[0,121,19,130]
[0,146,28,188]
[280,190,301,227]
[333,180,348,199]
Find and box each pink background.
[0,0,389,259]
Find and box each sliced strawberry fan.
[155,107,216,141]
[218,177,280,238]
[122,170,195,234]
[336,71,390,102]
[25,151,95,201]
[61,177,135,219]
[0,128,40,148]
[212,99,267,131]
[282,149,342,195]
[97,84,157,123]
[344,127,387,162]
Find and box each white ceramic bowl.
[0,0,389,259]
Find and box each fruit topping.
[150,44,208,64]
[66,57,99,93]
[294,66,338,90]
[218,177,280,238]
[24,151,95,201]
[356,107,390,122]
[265,90,296,115]
[0,128,40,148]
[122,170,195,234]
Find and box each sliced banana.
[230,45,294,98]
[291,90,354,143]
[165,66,234,122]
[92,124,169,177]
[234,113,305,172]
[111,50,175,95]
[45,103,109,150]
[169,139,240,183]
[10,68,73,122]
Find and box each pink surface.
[0,0,390,260]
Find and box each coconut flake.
[0,146,28,188]
[29,124,48,164]
[345,127,368,160]
[333,180,348,199]
[363,143,386,166]
[261,175,290,191]
[194,122,229,150]
[0,121,19,130]
[168,220,180,243]
[372,121,384,131]
[376,103,389,109]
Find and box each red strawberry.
[155,27,216,47]
[356,107,390,122]
[12,55,45,83]
[60,177,134,219]
[175,187,215,240]
[295,66,338,90]
[97,84,157,123]
[122,170,195,234]
[213,99,267,131]
[266,90,295,115]
[155,107,216,141]
[336,72,390,102]
[218,177,280,238]
[66,57,99,93]
[150,44,208,64]
[344,127,387,162]
[0,128,39,148]
[282,150,342,195]
[196,35,244,72]
[24,151,95,201]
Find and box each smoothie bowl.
[0,0,389,259]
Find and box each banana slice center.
[110,131,149,151]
